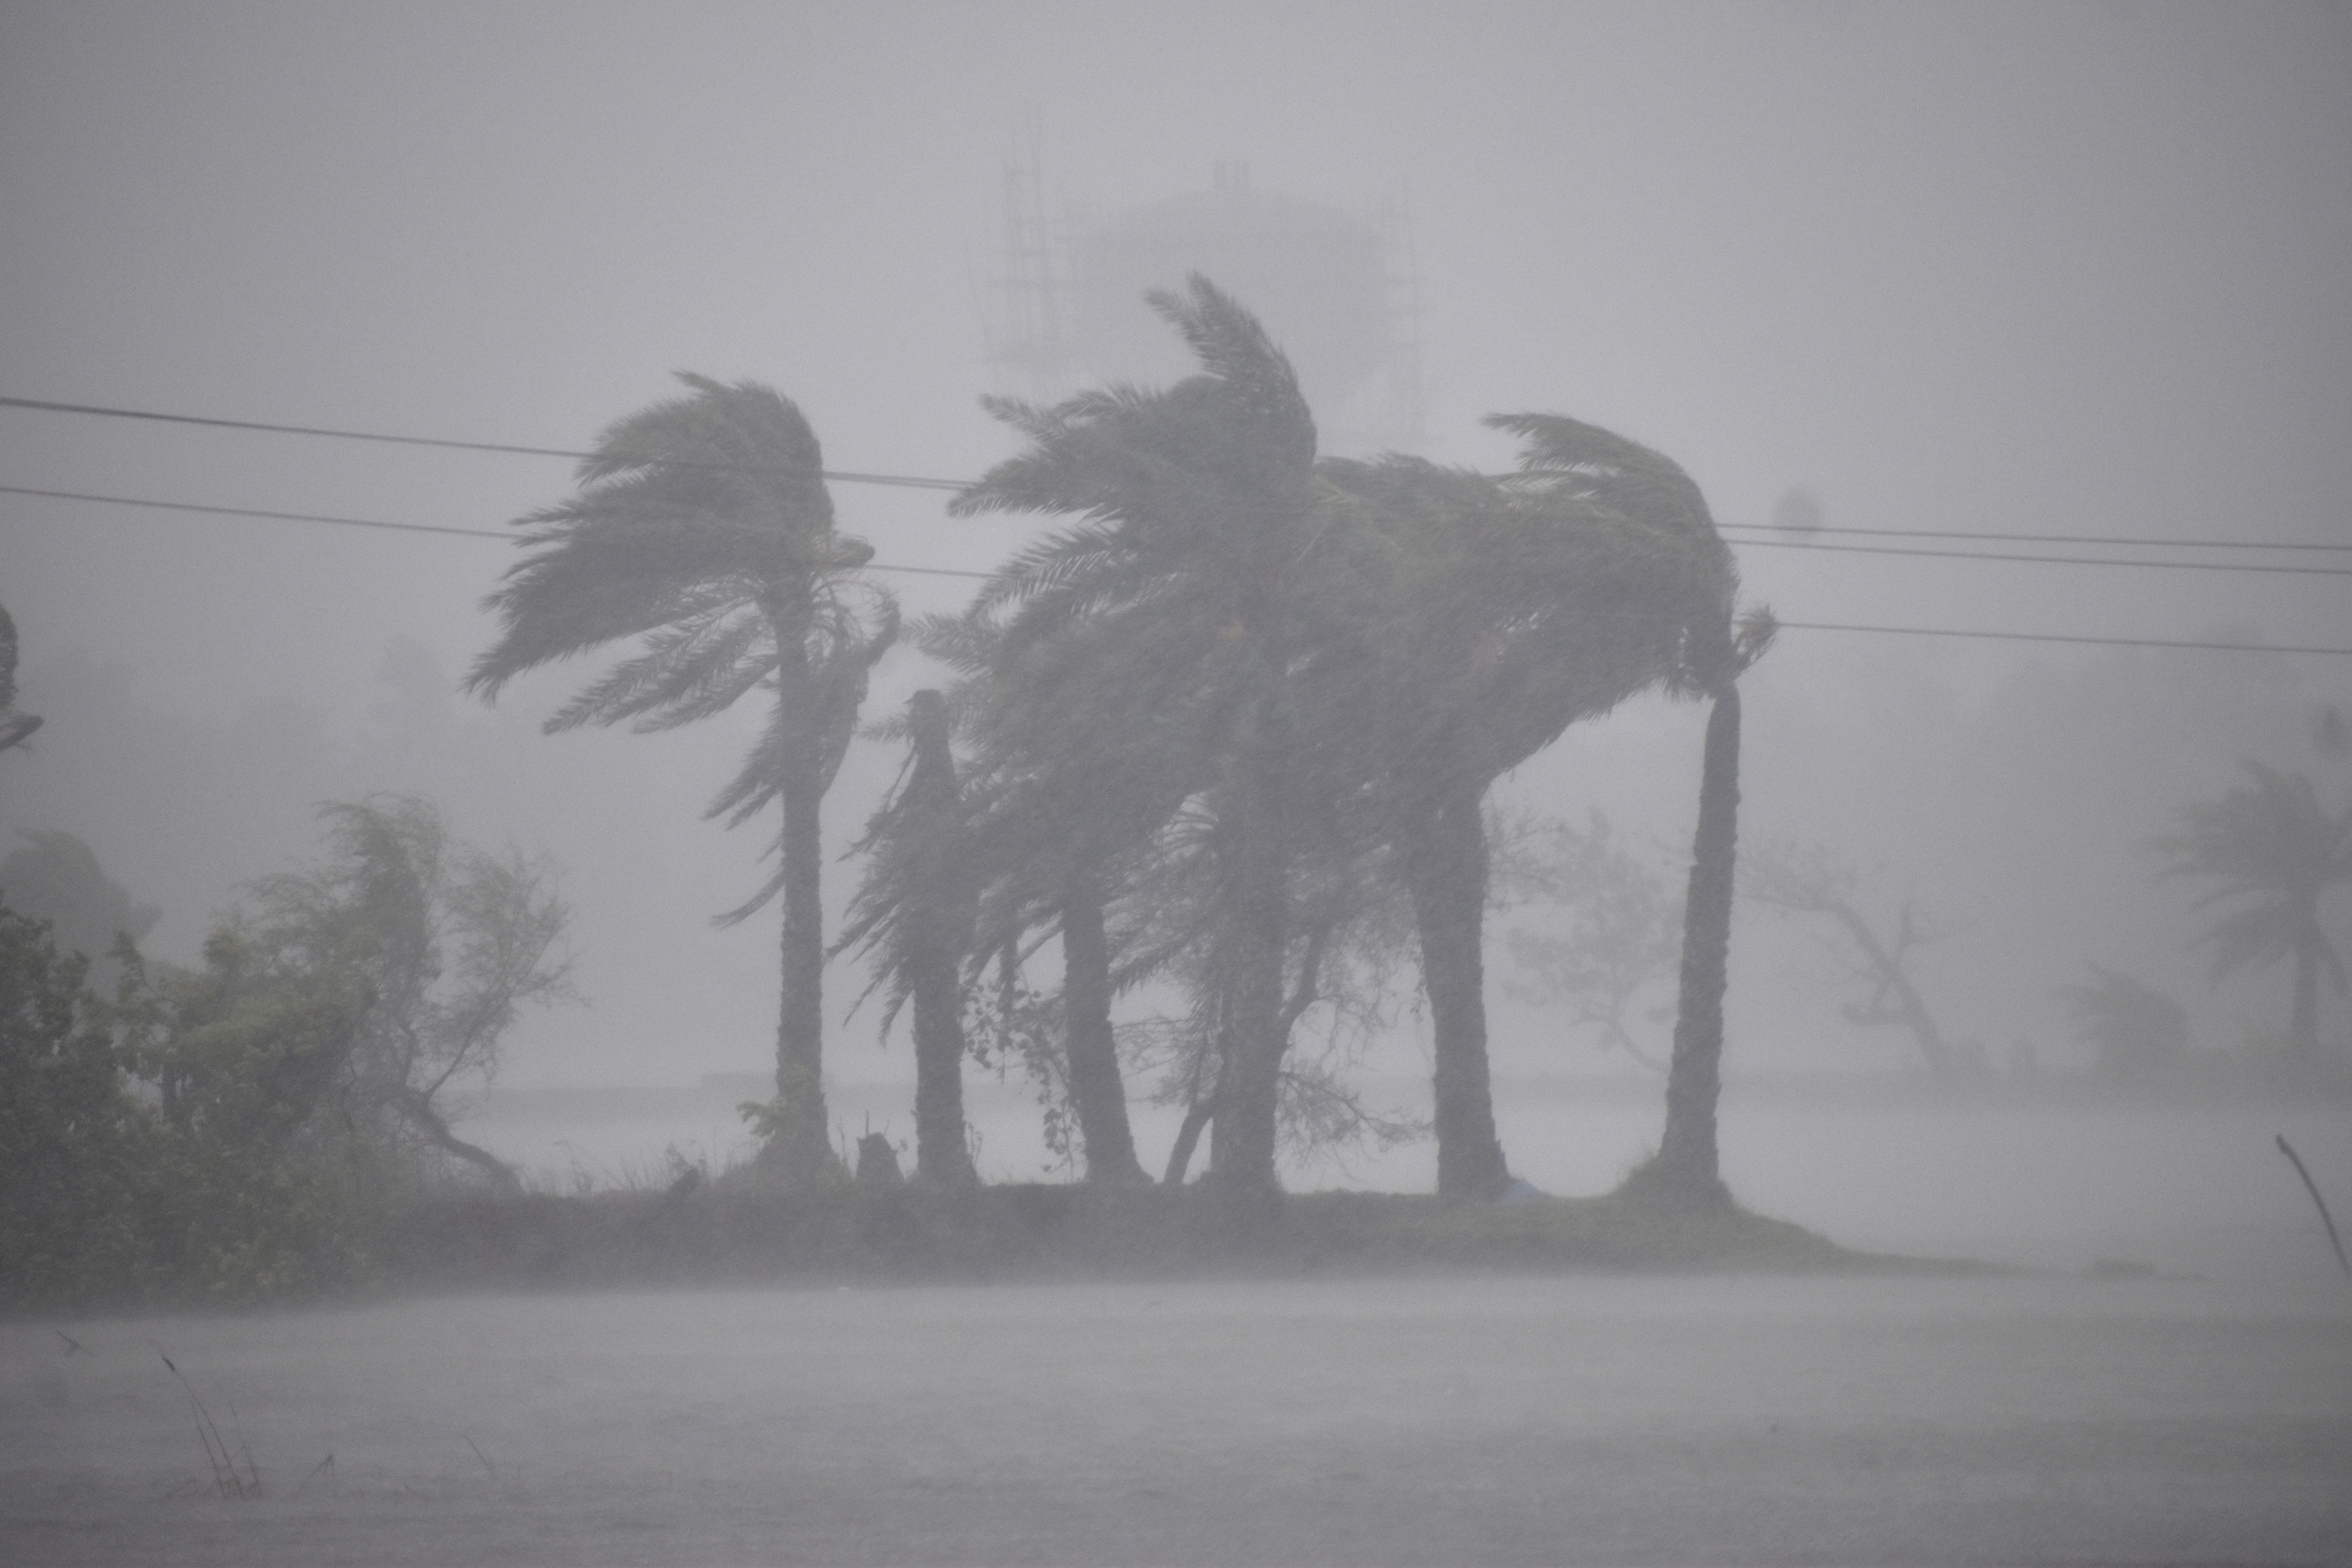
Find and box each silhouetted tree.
[950,278,1324,1212]
[232,795,573,1189]
[838,691,980,1187]
[1322,443,1727,1198]
[2056,962,2188,1084]
[1475,418,1769,1205]
[1501,809,1683,1072]
[466,376,896,1183]
[2150,761,2350,1069]
[0,831,159,993]
[0,603,42,753]
[1745,838,1968,1080]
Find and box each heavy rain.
[2,5,2348,1563]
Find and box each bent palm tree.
[1481,416,1769,1203]
[2151,761,2352,1068]
[951,276,1323,1210]
[1321,445,1730,1199]
[466,374,896,1182]
[1638,609,1773,1200]
[907,606,1184,1185]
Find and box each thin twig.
[2276,1135,2352,1281]
[296,1454,336,1497]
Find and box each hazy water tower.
[985,158,1423,451]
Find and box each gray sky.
[2,2,2347,1093]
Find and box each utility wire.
[0,483,996,577]
[5,482,2346,657]
[1715,521,2350,554]
[1775,621,2352,658]
[0,395,968,492]
[6,392,2346,556]
[6,473,2345,583]
[1727,534,2348,577]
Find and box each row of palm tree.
[469,282,1769,1205]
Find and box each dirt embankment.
[381,1183,1946,1292]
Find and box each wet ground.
[5,1271,2347,1566]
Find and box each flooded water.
[6,1272,2347,1565]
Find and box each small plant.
[158,1348,259,1499]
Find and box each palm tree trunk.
[771,671,835,1184]
[903,694,978,1187]
[908,948,977,1187]
[1061,870,1149,1185]
[1208,688,1293,1215]
[1404,778,1511,1202]
[1642,683,1742,1201]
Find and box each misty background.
[2,3,2347,1262]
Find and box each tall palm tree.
[950,276,1324,1210]
[837,691,979,1187]
[2151,761,2352,1067]
[1638,610,1773,1200]
[1320,446,1731,1199]
[1480,416,1769,1204]
[465,374,897,1183]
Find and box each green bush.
[0,908,157,1304]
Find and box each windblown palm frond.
[2151,761,2352,997]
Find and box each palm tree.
[1478,416,1768,1204]
[910,603,1196,1186]
[949,276,1323,1210]
[1638,611,1773,1201]
[0,603,41,753]
[837,691,979,1187]
[2151,761,2352,1068]
[1320,446,1732,1199]
[465,374,897,1183]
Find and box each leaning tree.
[835,690,981,1187]
[949,277,1330,1210]
[2151,760,2351,1070]
[907,603,1207,1186]
[466,375,896,1183]
[1320,445,1732,1199]
[1481,416,1772,1205]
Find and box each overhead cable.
[6,392,2345,555]
[0,394,968,492]
[5,482,2344,657]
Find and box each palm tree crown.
[2151,760,2351,1063]
[466,374,896,1179]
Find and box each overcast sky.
[2,2,2346,1097]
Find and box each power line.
[0,395,968,492]
[7,391,2346,556]
[0,484,509,542]
[0,483,996,577]
[5,482,2345,658]
[1716,521,2349,554]
[1729,534,2349,577]
[1775,621,2352,657]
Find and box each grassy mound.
[381,1182,1924,1293]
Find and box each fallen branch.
[2275,1135,2351,1281]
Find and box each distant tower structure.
[982,155,1425,451]
[982,129,1078,400]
